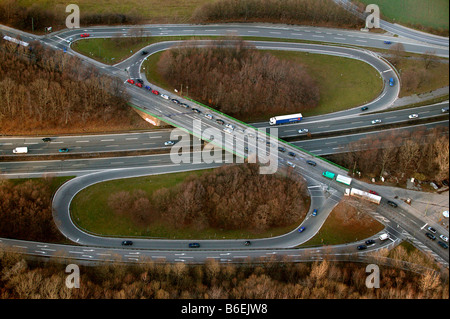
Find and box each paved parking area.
[383,186,449,231]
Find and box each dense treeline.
[0,39,134,134]
[192,0,361,27]
[0,1,142,32]
[0,250,448,299]
[0,177,65,242]
[327,128,449,182]
[108,163,309,232]
[157,39,319,119]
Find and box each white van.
[13,147,28,154]
[379,233,389,241]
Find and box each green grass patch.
[356,0,449,31]
[299,203,385,247]
[73,36,229,65]
[71,170,206,237]
[142,51,172,89]
[262,50,383,118]
[71,37,154,65]
[70,170,300,239]
[143,47,383,121]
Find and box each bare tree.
[422,51,437,70]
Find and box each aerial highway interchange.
[0,18,449,267]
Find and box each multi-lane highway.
[0,21,448,266]
[1,120,448,177]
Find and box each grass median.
[72,36,383,119]
[299,199,385,247]
[142,45,383,121]
[70,169,301,240]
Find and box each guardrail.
[184,97,349,171]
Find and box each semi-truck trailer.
[269,113,303,125]
[345,188,381,205]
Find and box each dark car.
[141,50,148,55]
[121,240,133,246]
[136,79,144,84]
[427,226,437,234]
[278,147,286,153]
[365,239,376,247]
[298,226,305,233]
[244,241,251,246]
[188,243,200,248]
[180,103,190,109]
[171,99,180,104]
[438,241,448,249]
[144,85,151,91]
[192,108,201,114]
[425,232,436,240]
[216,119,225,125]
[361,106,369,111]
[387,200,398,208]
[306,160,316,166]
[42,137,51,142]
[312,209,318,217]
[58,148,69,153]
[357,245,367,250]
[384,40,392,45]
[288,152,296,157]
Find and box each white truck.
[345,188,382,205]
[13,147,28,154]
[336,174,352,186]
